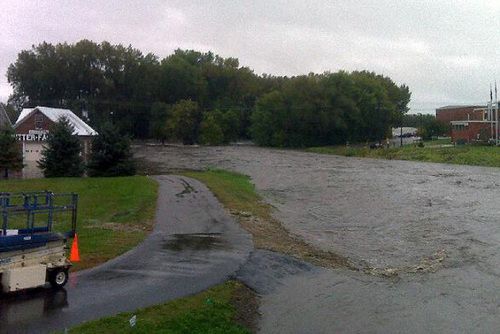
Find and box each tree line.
[7,40,411,147]
[402,113,449,140]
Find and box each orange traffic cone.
[70,233,80,262]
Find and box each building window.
[453,124,467,131]
[35,114,43,129]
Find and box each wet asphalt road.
[136,144,500,333]
[0,175,252,334]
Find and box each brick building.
[14,106,97,177]
[436,105,486,125]
[435,105,495,143]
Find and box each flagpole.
[496,81,498,145]
[490,83,493,140]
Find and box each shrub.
[87,123,136,177]
[38,117,84,177]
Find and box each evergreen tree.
[87,123,136,176]
[0,126,23,179]
[38,117,84,177]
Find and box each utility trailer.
[0,192,77,293]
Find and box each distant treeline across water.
[6,40,411,147]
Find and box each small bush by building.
[0,126,23,179]
[38,117,85,177]
[87,123,136,177]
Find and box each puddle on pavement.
[163,233,229,251]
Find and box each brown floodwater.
[135,144,500,333]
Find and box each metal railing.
[0,192,78,238]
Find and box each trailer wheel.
[49,268,69,289]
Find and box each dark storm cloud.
[2,1,500,112]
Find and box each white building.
[14,106,97,176]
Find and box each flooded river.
[135,144,500,333]
[135,144,500,272]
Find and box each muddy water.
[236,249,500,333]
[255,264,500,333]
[135,144,500,272]
[136,144,500,333]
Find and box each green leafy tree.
[7,40,411,145]
[38,117,84,177]
[404,113,449,139]
[220,108,240,143]
[251,71,411,147]
[0,126,23,179]
[7,40,160,138]
[159,50,207,105]
[87,123,136,176]
[199,112,224,145]
[424,119,449,139]
[251,91,286,146]
[169,99,202,144]
[198,108,240,144]
[149,102,170,144]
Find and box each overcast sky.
[2,1,500,113]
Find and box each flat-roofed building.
[435,105,494,143]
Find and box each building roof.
[15,106,97,136]
[436,105,485,111]
[0,104,12,128]
[392,127,418,136]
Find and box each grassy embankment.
[65,171,263,333]
[0,176,157,270]
[183,169,351,269]
[3,176,257,333]
[70,280,255,334]
[307,140,500,168]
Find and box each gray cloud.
[1,0,500,113]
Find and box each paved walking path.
[0,175,253,334]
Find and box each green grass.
[70,281,251,334]
[306,144,500,168]
[0,176,158,270]
[183,169,351,268]
[423,137,452,146]
[182,169,269,220]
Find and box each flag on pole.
[490,83,493,101]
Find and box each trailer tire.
[49,268,69,289]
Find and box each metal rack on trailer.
[0,191,78,293]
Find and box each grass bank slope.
[307,144,500,168]
[0,176,157,270]
[70,281,256,334]
[183,169,351,269]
